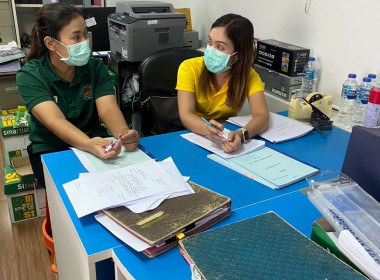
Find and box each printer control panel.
[108,13,139,24]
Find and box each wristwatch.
[239,128,249,143]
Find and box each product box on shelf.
[1,108,30,166]
[254,63,302,101]
[257,39,310,77]
[3,157,45,223]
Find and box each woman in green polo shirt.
[16,2,139,247]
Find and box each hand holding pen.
[201,117,228,141]
[104,137,122,154]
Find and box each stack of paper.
[227,112,313,143]
[63,158,194,217]
[337,230,380,279]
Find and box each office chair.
[139,47,203,136]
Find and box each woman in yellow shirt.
[177,14,269,153]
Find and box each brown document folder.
[102,181,231,257]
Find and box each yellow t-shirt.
[176,56,264,122]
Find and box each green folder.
[179,212,367,280]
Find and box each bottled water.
[299,57,317,99]
[352,77,372,126]
[337,73,358,128]
[368,74,377,88]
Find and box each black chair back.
[139,47,203,136]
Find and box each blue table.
[42,123,350,280]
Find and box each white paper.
[95,213,151,252]
[181,131,265,159]
[337,230,380,279]
[227,112,313,143]
[64,159,191,217]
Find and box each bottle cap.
[363,77,371,83]
[348,73,357,78]
[368,74,377,79]
[369,88,380,105]
[308,57,315,61]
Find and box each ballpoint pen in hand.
[104,137,121,154]
[201,117,228,140]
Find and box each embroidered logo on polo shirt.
[224,98,232,107]
[81,85,92,100]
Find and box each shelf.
[16,4,42,7]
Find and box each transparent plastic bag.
[307,170,380,264]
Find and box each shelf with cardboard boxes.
[1,107,46,223]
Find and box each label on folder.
[230,147,319,188]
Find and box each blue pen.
[201,117,228,140]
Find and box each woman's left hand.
[221,130,242,153]
[118,130,140,151]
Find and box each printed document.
[227,112,313,143]
[230,147,319,188]
[63,159,194,217]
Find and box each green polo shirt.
[16,53,114,154]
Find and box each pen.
[104,135,124,154]
[201,117,228,140]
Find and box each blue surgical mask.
[54,39,91,66]
[204,45,237,74]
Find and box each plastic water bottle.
[368,74,377,88]
[337,73,358,128]
[352,77,372,126]
[299,57,317,99]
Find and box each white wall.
[203,0,380,106]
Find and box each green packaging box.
[1,109,30,166]
[3,165,45,223]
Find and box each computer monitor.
[81,7,115,52]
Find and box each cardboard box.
[175,8,192,31]
[254,63,302,101]
[0,73,24,110]
[3,160,45,223]
[257,39,310,77]
[1,109,30,166]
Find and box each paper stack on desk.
[227,112,313,143]
[63,158,194,217]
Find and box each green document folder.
[179,212,367,280]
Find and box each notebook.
[227,112,313,143]
[101,181,231,258]
[179,212,367,280]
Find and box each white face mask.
[54,38,91,66]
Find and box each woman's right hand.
[204,119,227,142]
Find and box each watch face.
[243,130,249,141]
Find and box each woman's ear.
[44,36,56,51]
